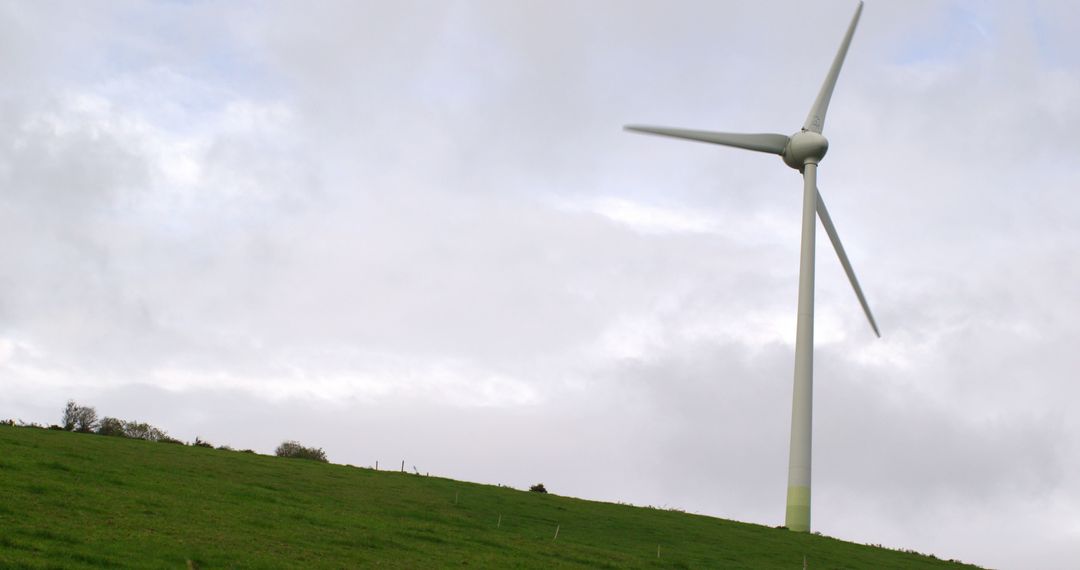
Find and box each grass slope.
[0,425,980,569]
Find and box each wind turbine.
[625,1,877,533]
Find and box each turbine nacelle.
[783,130,829,170]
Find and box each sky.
[2,1,1078,568]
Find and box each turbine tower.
[625,2,877,533]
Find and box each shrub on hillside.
[97,417,127,437]
[123,421,169,442]
[192,437,213,448]
[96,417,172,441]
[62,401,98,433]
[529,483,548,494]
[275,441,328,462]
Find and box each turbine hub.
[783,130,829,170]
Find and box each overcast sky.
[2,1,1079,568]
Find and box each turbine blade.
[625,125,789,155]
[802,1,863,133]
[816,189,880,337]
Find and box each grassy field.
[0,425,980,569]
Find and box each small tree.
[275,440,328,462]
[529,483,548,494]
[62,401,78,430]
[62,400,98,433]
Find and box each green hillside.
[0,425,979,569]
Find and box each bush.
[95,417,172,442]
[123,421,169,442]
[62,401,98,433]
[529,483,548,494]
[192,437,213,448]
[275,440,328,462]
[97,417,127,437]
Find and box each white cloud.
[574,197,720,234]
